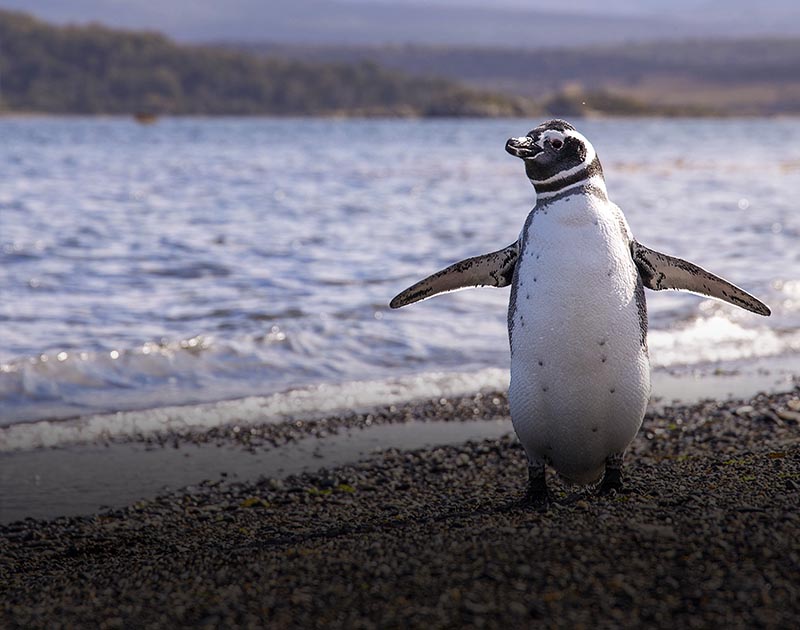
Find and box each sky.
[2,1,799,46]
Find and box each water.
[1,117,799,441]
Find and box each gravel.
[2,387,799,629]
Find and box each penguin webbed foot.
[521,488,552,510]
[597,466,624,496]
[596,452,626,496]
[516,464,551,510]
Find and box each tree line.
[0,10,536,117]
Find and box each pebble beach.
[2,386,799,629]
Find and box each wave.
[2,303,800,431]
[649,314,800,368]
[0,368,509,451]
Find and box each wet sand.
[2,387,800,628]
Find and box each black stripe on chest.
[535,157,603,194]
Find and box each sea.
[2,116,799,450]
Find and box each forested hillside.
[245,39,800,115]
[0,10,535,117]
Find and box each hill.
[0,10,535,117]
[242,39,800,115]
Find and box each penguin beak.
[506,136,541,159]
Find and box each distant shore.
[2,386,799,627]
[5,110,800,120]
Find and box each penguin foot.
[518,465,550,510]
[521,488,552,510]
[597,467,623,496]
[507,488,551,511]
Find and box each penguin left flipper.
[631,241,771,316]
[390,242,519,309]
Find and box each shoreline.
[1,380,799,525]
[2,386,799,626]
[3,357,798,450]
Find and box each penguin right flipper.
[390,242,519,309]
[631,241,771,316]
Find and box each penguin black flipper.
[390,242,519,309]
[631,241,770,316]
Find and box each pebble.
[776,409,800,422]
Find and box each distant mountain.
[2,0,799,47]
[239,39,800,115]
[0,10,536,117]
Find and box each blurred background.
[1,1,799,444]
[2,0,800,116]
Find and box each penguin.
[390,119,770,505]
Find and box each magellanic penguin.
[390,119,770,505]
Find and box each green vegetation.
[0,10,536,117]
[541,87,719,117]
[248,39,800,116]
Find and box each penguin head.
[506,119,603,190]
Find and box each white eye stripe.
[530,129,597,185]
[534,130,566,148]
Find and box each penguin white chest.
[508,197,650,485]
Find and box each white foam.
[0,368,509,452]
[649,313,800,368]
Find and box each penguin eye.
[550,138,564,150]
